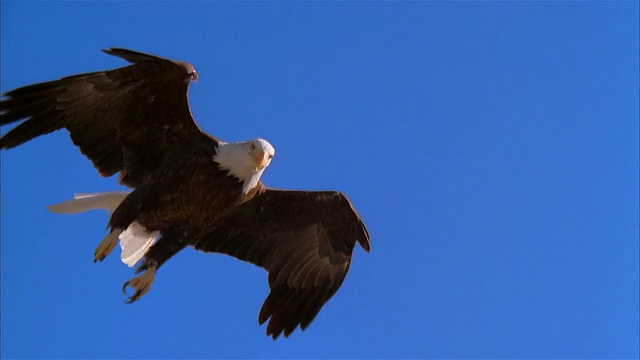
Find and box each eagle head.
[214,138,276,193]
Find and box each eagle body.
[110,140,250,232]
[0,48,370,340]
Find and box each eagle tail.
[47,191,155,267]
[46,191,130,214]
[119,222,159,267]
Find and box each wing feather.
[1,48,212,186]
[300,286,333,329]
[194,189,370,339]
[275,237,317,287]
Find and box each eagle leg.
[122,266,156,303]
[139,228,189,270]
[94,228,122,263]
[120,229,188,303]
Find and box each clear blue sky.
[1,2,638,359]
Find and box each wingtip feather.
[101,47,166,64]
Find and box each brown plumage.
[194,189,370,338]
[0,48,370,339]
[1,48,205,186]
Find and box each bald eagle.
[0,48,370,339]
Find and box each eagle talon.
[94,229,121,263]
[122,281,140,304]
[123,287,142,304]
[122,281,131,295]
[122,267,156,304]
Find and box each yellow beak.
[254,150,266,170]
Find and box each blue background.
[1,2,638,359]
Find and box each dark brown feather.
[1,48,371,340]
[0,48,210,186]
[193,189,370,339]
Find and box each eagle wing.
[193,188,370,339]
[0,48,210,187]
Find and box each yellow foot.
[122,266,156,304]
[94,229,122,263]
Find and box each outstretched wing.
[0,48,212,187]
[193,188,370,339]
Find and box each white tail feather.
[119,222,159,267]
[46,191,156,267]
[46,191,130,214]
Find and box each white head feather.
[213,138,276,193]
